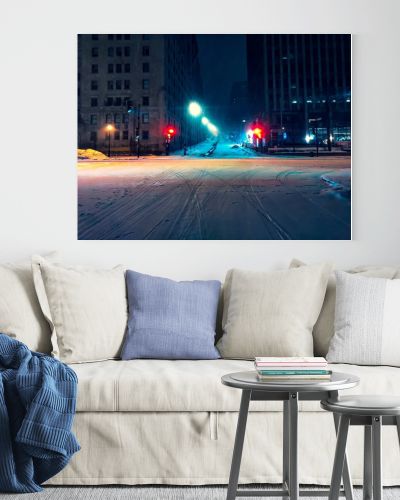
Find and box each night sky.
[196,35,247,123]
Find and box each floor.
[2,486,400,499]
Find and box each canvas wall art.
[77,34,351,240]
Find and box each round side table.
[321,395,400,500]
[221,370,360,500]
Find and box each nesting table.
[221,371,360,500]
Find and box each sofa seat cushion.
[72,359,400,413]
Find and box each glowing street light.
[188,101,202,117]
[201,116,209,126]
[105,124,115,157]
[207,123,218,136]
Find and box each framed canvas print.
[77,34,351,240]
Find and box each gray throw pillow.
[290,259,399,356]
[121,271,221,360]
[327,271,400,366]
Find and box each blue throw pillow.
[121,270,221,360]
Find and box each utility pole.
[308,117,322,157]
[136,104,141,159]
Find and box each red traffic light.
[252,127,263,139]
[165,126,176,138]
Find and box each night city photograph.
[77,34,351,240]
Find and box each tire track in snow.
[198,167,290,240]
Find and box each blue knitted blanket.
[0,334,80,493]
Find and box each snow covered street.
[78,149,351,240]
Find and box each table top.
[321,395,400,416]
[221,370,360,393]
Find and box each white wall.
[1,0,399,280]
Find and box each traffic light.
[253,127,264,139]
[165,126,176,141]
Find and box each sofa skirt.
[47,411,400,486]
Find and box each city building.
[78,34,204,155]
[246,34,351,146]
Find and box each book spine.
[257,370,331,375]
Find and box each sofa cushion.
[217,263,332,359]
[32,255,128,363]
[0,256,58,354]
[121,270,221,360]
[290,259,399,357]
[72,359,400,413]
[327,271,400,366]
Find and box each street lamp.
[201,116,209,126]
[105,124,115,157]
[207,123,218,136]
[188,101,202,117]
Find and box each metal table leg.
[289,392,299,500]
[329,415,351,500]
[372,416,382,500]
[283,400,290,493]
[226,390,251,500]
[333,413,354,500]
[363,426,373,500]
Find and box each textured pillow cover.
[0,261,52,353]
[121,270,221,360]
[290,259,399,356]
[217,262,332,359]
[32,255,128,363]
[327,271,400,366]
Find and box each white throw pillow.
[32,255,128,363]
[217,262,332,359]
[0,260,52,353]
[327,271,400,366]
[290,259,399,357]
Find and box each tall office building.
[247,34,351,144]
[78,34,203,155]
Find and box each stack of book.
[254,357,331,381]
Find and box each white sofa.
[47,359,400,486]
